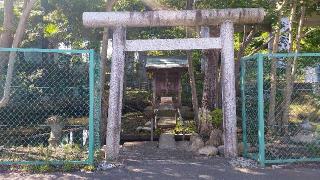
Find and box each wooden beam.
[125,38,221,51]
[83,9,265,28]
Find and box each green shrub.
[82,165,95,172]
[26,164,54,173]
[174,120,197,134]
[62,162,76,172]
[209,109,223,128]
[38,164,53,173]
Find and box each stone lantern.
[46,116,64,147]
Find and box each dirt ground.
[1,141,320,180]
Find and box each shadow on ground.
[1,141,320,180]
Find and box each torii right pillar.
[220,21,237,157]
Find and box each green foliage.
[2,0,319,55]
[209,109,223,128]
[181,50,203,105]
[154,128,162,136]
[82,165,96,172]
[37,164,54,173]
[94,149,105,162]
[62,162,76,172]
[21,164,54,173]
[114,0,145,11]
[20,163,80,173]
[306,144,320,156]
[62,144,83,160]
[159,0,186,10]
[21,165,33,172]
[302,28,320,52]
[174,120,197,134]
[124,89,151,112]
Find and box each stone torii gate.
[83,8,265,160]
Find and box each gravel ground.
[1,141,320,180]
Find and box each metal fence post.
[240,58,248,158]
[257,54,265,167]
[88,49,95,165]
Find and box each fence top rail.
[242,53,320,61]
[241,54,260,61]
[0,48,92,54]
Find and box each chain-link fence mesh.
[0,48,100,165]
[241,55,259,160]
[242,53,320,165]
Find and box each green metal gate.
[0,48,101,165]
[241,53,320,166]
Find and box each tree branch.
[0,0,37,108]
[236,26,255,62]
[248,28,289,56]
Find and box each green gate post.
[240,58,248,158]
[257,54,265,167]
[88,49,95,165]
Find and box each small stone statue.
[46,116,64,147]
[300,119,313,131]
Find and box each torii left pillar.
[105,26,126,160]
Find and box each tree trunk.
[267,0,287,128]
[0,0,38,107]
[202,26,220,111]
[100,0,117,146]
[282,0,297,134]
[0,0,14,47]
[186,0,200,130]
[282,2,305,134]
[199,26,219,136]
[292,6,305,75]
[187,51,200,130]
[267,29,280,128]
[0,0,14,75]
[235,26,255,96]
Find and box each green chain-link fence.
[241,53,320,166]
[0,48,101,165]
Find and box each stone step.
[157,116,176,128]
[157,110,176,117]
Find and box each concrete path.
[1,142,320,180]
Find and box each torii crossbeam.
[83,8,265,160]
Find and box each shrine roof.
[146,57,188,69]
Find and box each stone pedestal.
[159,133,176,149]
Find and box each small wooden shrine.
[146,57,188,108]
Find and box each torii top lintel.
[83,8,265,28]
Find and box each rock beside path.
[206,129,223,147]
[198,146,218,156]
[190,133,204,152]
